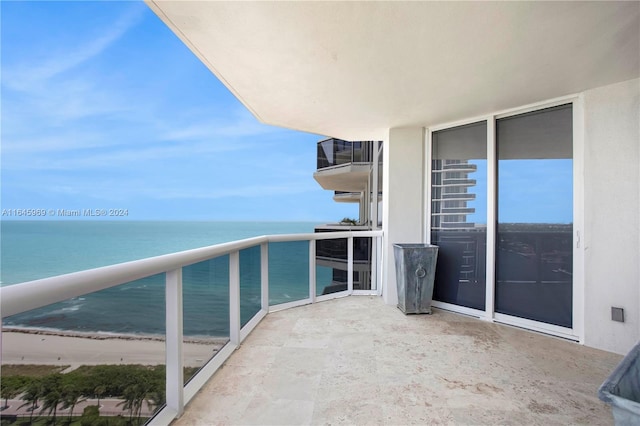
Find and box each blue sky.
[1,1,357,221]
[466,159,573,225]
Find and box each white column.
[347,236,354,294]
[382,127,425,306]
[165,268,184,416]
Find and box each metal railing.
[0,230,383,425]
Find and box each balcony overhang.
[313,164,370,192]
[333,192,361,203]
[145,1,639,141]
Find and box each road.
[0,397,156,418]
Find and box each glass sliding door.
[496,104,573,327]
[431,121,487,310]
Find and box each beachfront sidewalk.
[1,397,153,418]
[174,296,621,425]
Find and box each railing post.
[229,251,240,345]
[165,268,184,417]
[0,319,3,366]
[261,243,269,311]
[378,235,384,296]
[309,239,316,303]
[348,236,354,294]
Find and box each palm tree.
[61,385,84,421]
[118,381,153,425]
[146,389,165,416]
[40,388,62,424]
[19,378,43,424]
[117,384,140,423]
[39,374,63,424]
[0,376,24,410]
[94,385,106,410]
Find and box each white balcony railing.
[0,230,383,425]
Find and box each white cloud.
[3,4,147,92]
[0,2,328,220]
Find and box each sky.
[0,1,358,222]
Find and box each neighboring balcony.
[332,191,361,203]
[314,139,375,192]
[433,178,477,187]
[438,192,476,201]
[441,162,478,172]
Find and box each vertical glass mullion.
[485,119,497,319]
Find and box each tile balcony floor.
[174,296,621,425]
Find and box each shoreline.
[2,326,228,345]
[1,328,228,368]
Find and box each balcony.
[441,163,478,172]
[316,139,375,170]
[0,230,382,425]
[174,296,620,425]
[0,229,622,425]
[314,139,376,192]
[433,178,477,187]
[332,190,382,204]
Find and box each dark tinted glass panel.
[316,238,348,295]
[431,121,487,310]
[240,246,261,327]
[496,104,573,327]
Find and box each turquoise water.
[1,221,320,336]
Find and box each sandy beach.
[1,328,228,369]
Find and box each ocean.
[1,221,323,337]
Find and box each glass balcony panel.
[1,275,167,423]
[334,141,353,165]
[268,241,309,305]
[315,238,348,294]
[182,256,230,383]
[317,139,377,169]
[354,237,372,290]
[378,144,383,227]
[317,140,333,169]
[240,246,261,327]
[352,141,363,162]
[316,265,340,296]
[316,238,347,260]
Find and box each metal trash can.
[598,342,640,425]
[393,243,438,314]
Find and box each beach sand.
[1,329,227,369]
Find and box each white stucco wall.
[583,78,640,355]
[381,81,639,355]
[382,127,425,306]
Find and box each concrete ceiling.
[147,1,639,141]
